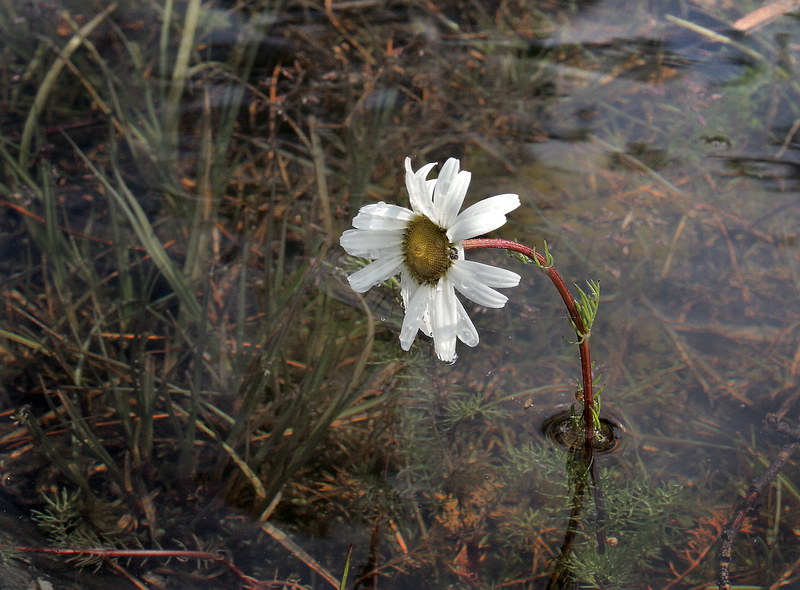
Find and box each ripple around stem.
[541,411,622,454]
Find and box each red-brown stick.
[7,545,264,589]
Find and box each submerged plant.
[31,489,111,568]
[559,470,685,589]
[341,156,620,586]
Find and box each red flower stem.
[463,238,595,447]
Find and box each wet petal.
[399,282,432,350]
[400,271,415,311]
[454,259,520,288]
[430,279,458,362]
[424,178,436,199]
[401,272,432,337]
[352,202,415,231]
[340,229,404,258]
[454,296,479,347]
[432,158,470,227]
[449,262,510,308]
[447,194,520,241]
[347,254,403,293]
[435,158,459,197]
[405,157,436,219]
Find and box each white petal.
[430,279,458,362]
[435,158,460,196]
[414,160,438,181]
[405,158,436,219]
[432,158,470,227]
[399,282,432,350]
[447,194,520,241]
[402,272,432,336]
[449,262,510,308]
[347,254,403,293]
[424,178,436,199]
[352,202,415,231]
[400,270,414,310]
[340,229,404,258]
[454,297,479,347]
[453,259,520,288]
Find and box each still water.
[0,0,798,588]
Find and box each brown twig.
[732,0,800,32]
[717,415,800,590]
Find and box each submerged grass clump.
[0,0,384,585]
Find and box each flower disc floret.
[403,216,454,285]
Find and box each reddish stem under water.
[8,545,265,589]
[463,238,595,448]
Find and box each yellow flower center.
[403,216,456,285]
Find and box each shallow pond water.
[1,0,799,589]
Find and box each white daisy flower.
[340,157,521,362]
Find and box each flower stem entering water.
[463,238,596,449]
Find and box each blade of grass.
[183,87,216,283]
[665,14,771,66]
[190,412,267,505]
[177,280,213,480]
[16,405,97,501]
[19,3,117,165]
[159,0,175,85]
[163,0,201,152]
[134,353,158,470]
[51,387,126,486]
[63,133,203,321]
[217,260,311,465]
[258,288,375,516]
[338,545,353,590]
[260,521,342,589]
[309,115,335,239]
[0,328,51,355]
